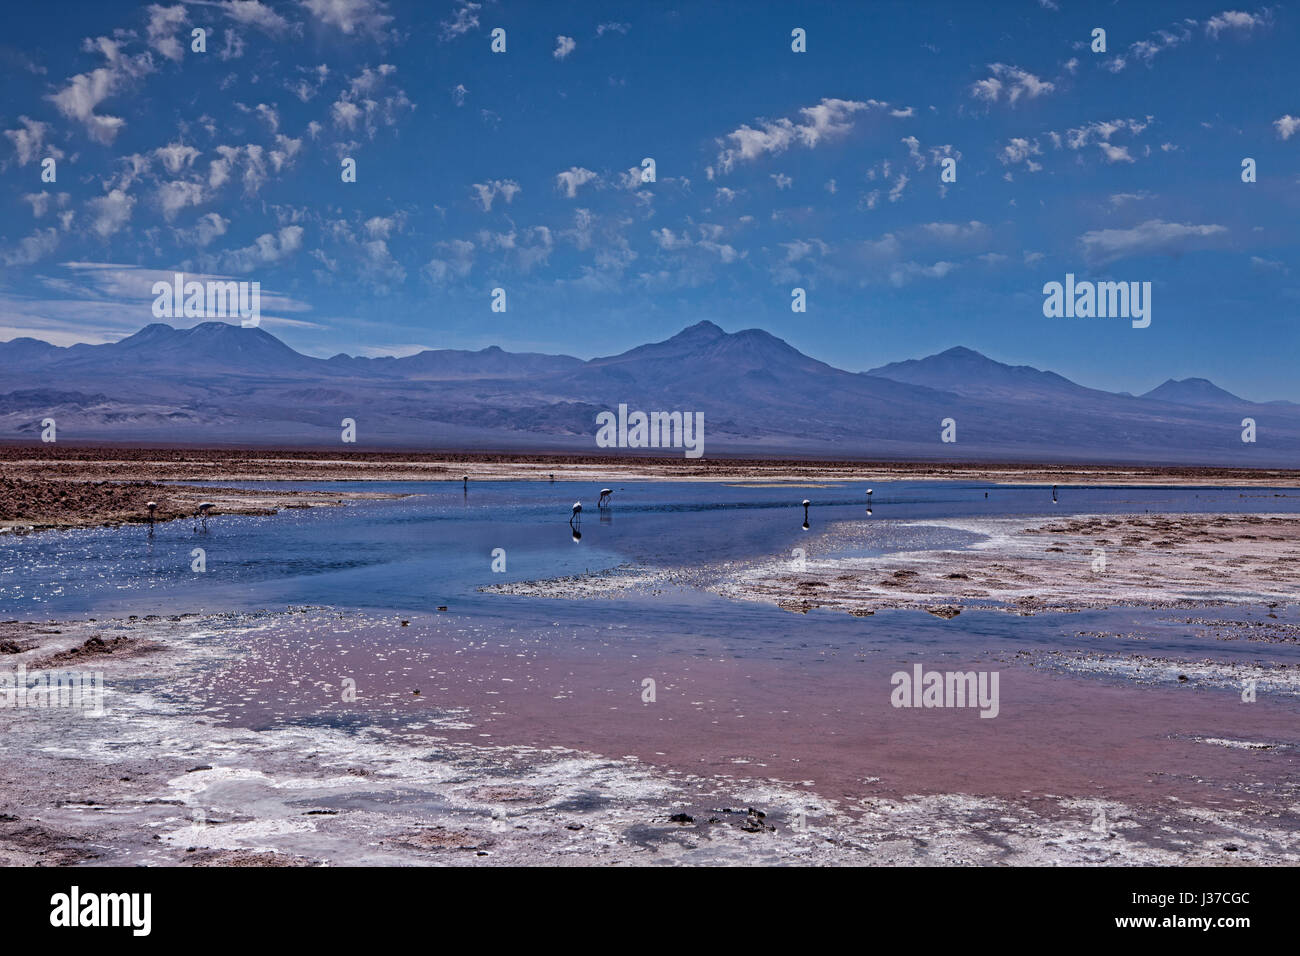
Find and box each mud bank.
[2,445,1298,486]
[0,478,402,535]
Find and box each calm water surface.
[3,480,1298,669]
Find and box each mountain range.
[1,320,1294,466]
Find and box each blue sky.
[1,0,1297,399]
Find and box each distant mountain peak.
[673,319,727,340]
[866,345,1095,401]
[1140,377,1244,406]
[932,345,988,360]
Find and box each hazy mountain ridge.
[1,321,1295,465]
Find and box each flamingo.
[146,501,157,524]
[802,498,811,530]
[598,488,613,508]
[570,502,582,524]
[195,501,214,531]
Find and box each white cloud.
[652,227,692,251]
[470,179,521,211]
[87,189,136,238]
[300,0,393,38]
[5,117,63,166]
[2,228,59,266]
[177,211,230,247]
[555,166,598,198]
[970,64,1054,105]
[1206,10,1268,37]
[1274,115,1300,140]
[918,221,989,242]
[1000,137,1041,166]
[1098,143,1134,164]
[714,98,881,174]
[1250,255,1287,273]
[220,224,305,272]
[329,66,413,137]
[1079,219,1227,265]
[146,4,188,62]
[48,37,154,144]
[157,179,207,220]
[439,1,481,41]
[888,173,909,203]
[554,35,576,59]
[22,192,53,217]
[890,261,956,286]
[290,64,330,101]
[155,142,201,174]
[425,238,474,285]
[219,0,292,33]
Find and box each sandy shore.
[484,512,1300,618]
[716,512,1300,616]
[3,609,1295,866]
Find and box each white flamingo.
[598,488,613,508]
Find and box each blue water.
[2,479,1298,622]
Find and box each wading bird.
[195,501,214,531]
[570,502,582,524]
[598,488,613,508]
[802,498,811,530]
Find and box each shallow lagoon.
[4,480,1300,679]
[3,479,1299,621]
